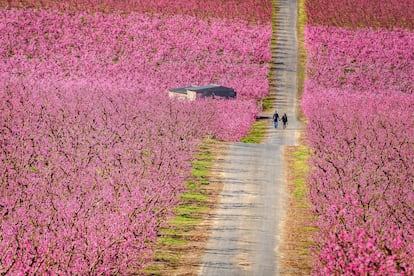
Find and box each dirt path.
[198,0,301,275]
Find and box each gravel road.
[198,0,301,275]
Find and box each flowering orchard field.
[305,0,414,29]
[1,0,272,23]
[305,27,414,94]
[304,0,414,275]
[303,90,414,275]
[1,8,271,99]
[0,1,271,274]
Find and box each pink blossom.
[305,0,414,29]
[0,5,270,274]
[303,10,414,274]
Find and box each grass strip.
[297,0,307,121]
[241,121,266,143]
[143,138,218,275]
[280,145,315,275]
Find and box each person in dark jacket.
[282,113,288,129]
[272,111,280,128]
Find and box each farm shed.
[168,84,237,101]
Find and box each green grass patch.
[293,183,305,198]
[169,215,201,230]
[154,251,180,264]
[191,161,211,178]
[180,192,207,202]
[294,147,309,159]
[175,204,206,214]
[159,228,181,236]
[158,237,188,247]
[190,153,212,178]
[298,0,307,29]
[191,168,208,178]
[143,266,161,275]
[262,96,273,110]
[297,0,307,121]
[299,250,311,256]
[290,145,315,268]
[292,146,309,202]
[300,226,318,232]
[241,121,266,143]
[198,152,213,159]
[186,181,197,189]
[193,159,212,168]
[147,139,217,273]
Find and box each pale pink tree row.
[305,26,414,94]
[0,79,258,274]
[0,8,271,100]
[0,0,272,23]
[305,0,414,29]
[303,10,414,274]
[1,87,188,274]
[0,5,270,273]
[302,89,414,275]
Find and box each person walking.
[272,111,280,128]
[282,113,288,129]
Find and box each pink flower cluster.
[1,0,272,23]
[0,5,269,274]
[303,91,414,275]
[305,0,414,29]
[0,88,185,273]
[0,8,271,99]
[303,2,414,274]
[305,26,414,94]
[0,83,258,274]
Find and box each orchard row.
[305,0,414,29]
[0,5,270,274]
[305,26,413,94]
[1,86,258,273]
[303,1,414,274]
[1,8,271,100]
[0,0,272,23]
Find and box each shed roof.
[169,84,236,98]
[187,84,222,91]
[169,86,194,94]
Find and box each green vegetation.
[157,236,188,247]
[175,204,206,214]
[297,0,307,121]
[241,121,266,143]
[191,159,211,178]
[144,138,217,274]
[179,192,207,202]
[262,96,273,110]
[292,146,309,203]
[154,251,179,264]
[280,145,314,274]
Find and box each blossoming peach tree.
[303,1,414,274]
[0,2,271,274]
